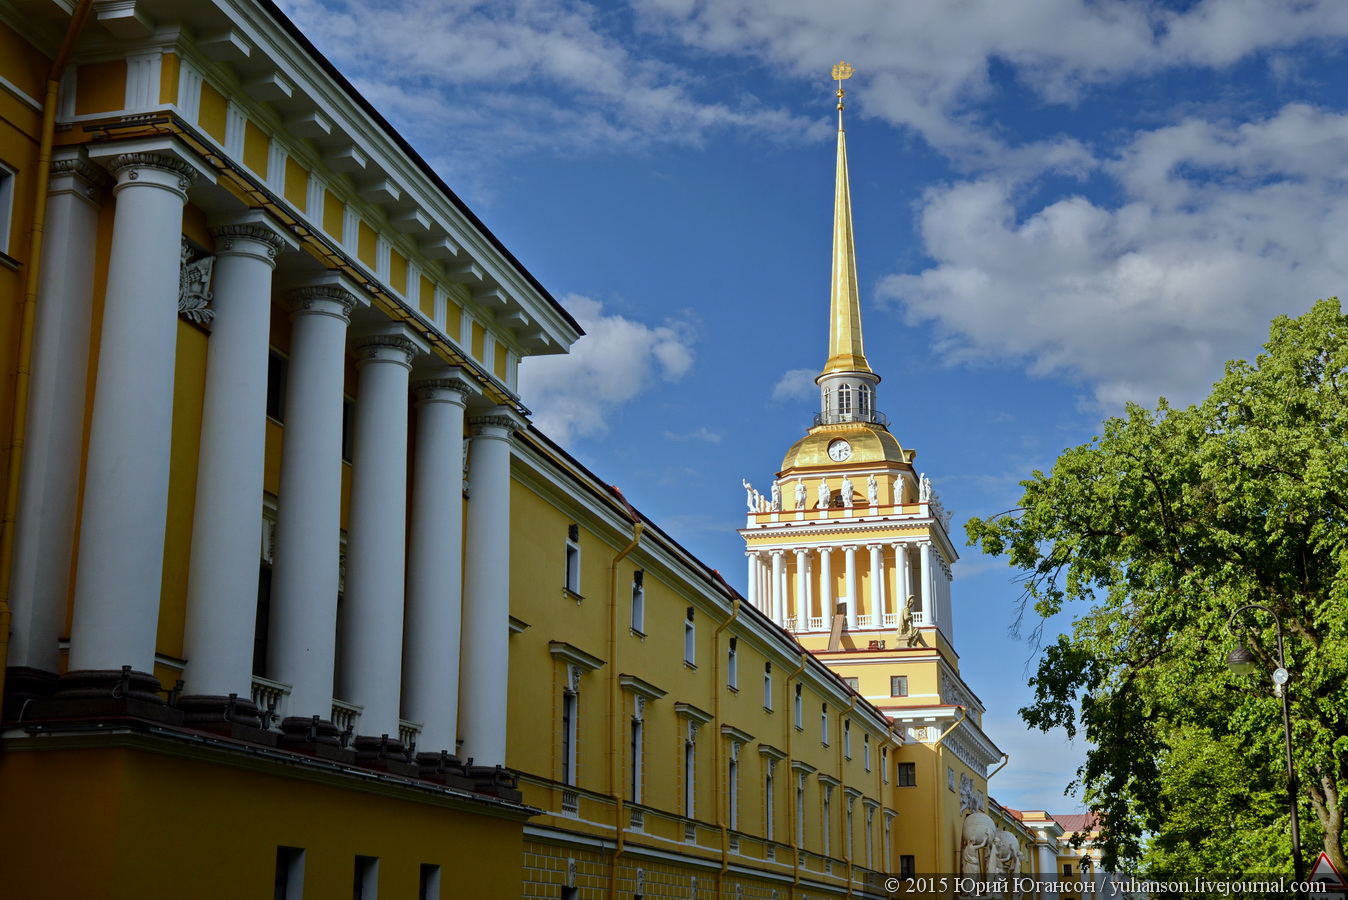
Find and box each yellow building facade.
[0,3,1085,898]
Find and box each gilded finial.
[832,61,854,128]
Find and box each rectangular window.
[684,608,696,665]
[341,397,355,462]
[821,786,832,856]
[795,774,806,847]
[764,765,775,840]
[727,637,738,690]
[564,525,581,596]
[630,571,645,633]
[630,719,643,803]
[900,855,915,879]
[418,864,440,900]
[266,351,288,422]
[728,754,739,829]
[763,663,773,710]
[890,675,908,697]
[254,564,272,678]
[684,739,695,818]
[274,846,304,900]
[821,703,829,747]
[843,719,851,758]
[1064,864,1073,876]
[881,747,889,782]
[843,676,859,692]
[864,734,871,771]
[353,856,378,900]
[896,762,917,787]
[561,690,578,786]
[0,162,14,259]
[793,684,803,729]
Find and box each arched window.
[858,384,871,417]
[838,384,852,416]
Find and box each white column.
[843,546,859,629]
[9,152,108,672]
[67,149,203,676]
[770,550,786,625]
[819,547,833,624]
[181,218,288,701]
[268,282,357,724]
[894,543,910,616]
[339,329,423,743]
[459,409,522,769]
[403,374,471,755]
[919,541,934,628]
[746,551,760,614]
[869,544,884,624]
[794,549,809,627]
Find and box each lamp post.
[1226,603,1304,889]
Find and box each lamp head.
[1227,643,1259,676]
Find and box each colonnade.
[746,538,953,636]
[9,139,519,769]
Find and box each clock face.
[827,439,852,462]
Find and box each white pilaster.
[182,217,289,698]
[339,328,425,741]
[794,549,809,628]
[819,547,833,622]
[67,146,207,675]
[919,541,934,627]
[843,546,858,630]
[894,543,910,614]
[9,152,108,671]
[268,281,358,722]
[770,550,786,626]
[746,551,760,615]
[403,373,472,753]
[459,408,524,768]
[868,544,884,622]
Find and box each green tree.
[967,298,1348,873]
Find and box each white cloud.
[273,0,823,177]
[634,0,1348,170]
[882,104,1348,410]
[771,367,818,403]
[518,294,696,442]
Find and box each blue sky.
[277,0,1348,813]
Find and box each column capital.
[769,548,786,559]
[107,152,201,199]
[468,408,526,437]
[413,376,472,404]
[49,151,113,204]
[353,333,418,368]
[210,222,286,258]
[287,284,357,321]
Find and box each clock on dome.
[827,439,852,462]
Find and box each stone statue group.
[741,474,882,512]
[959,774,1024,896]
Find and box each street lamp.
[1226,603,1304,888]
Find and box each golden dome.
[779,424,913,474]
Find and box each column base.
[29,669,184,725]
[3,666,60,721]
[277,715,356,763]
[177,694,277,746]
[414,751,478,791]
[351,734,420,777]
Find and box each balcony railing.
[250,676,290,729]
[812,410,889,428]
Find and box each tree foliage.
[967,298,1348,874]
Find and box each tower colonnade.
[745,537,953,635]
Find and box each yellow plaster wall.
[242,119,269,176]
[357,221,377,267]
[198,80,228,143]
[0,746,526,900]
[74,60,126,116]
[283,156,307,208]
[159,52,179,104]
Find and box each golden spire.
[822,61,872,377]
